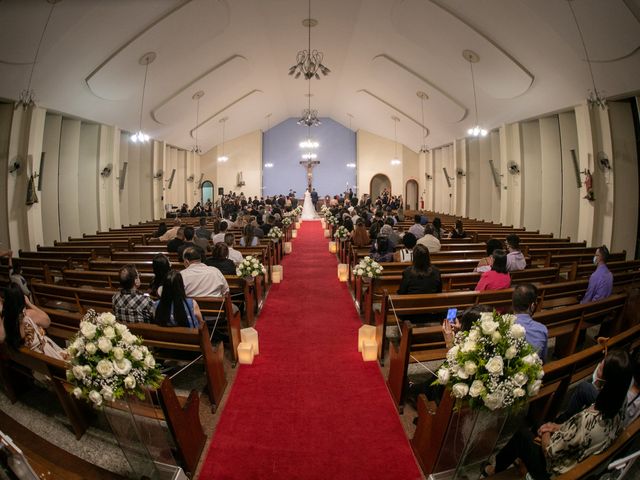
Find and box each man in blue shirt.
[581,245,613,304]
[512,284,548,362]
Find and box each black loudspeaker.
[119,162,128,190]
[37,152,45,191]
[167,168,176,189]
[571,149,582,188]
[218,187,224,195]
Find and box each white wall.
[78,123,100,235]
[521,120,542,232]
[0,104,12,250]
[357,129,403,197]
[41,114,62,244]
[539,117,563,237]
[210,130,262,198]
[59,118,82,240]
[558,111,580,240]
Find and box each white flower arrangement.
[293,206,303,216]
[320,205,329,214]
[65,310,163,407]
[353,256,383,279]
[326,215,339,226]
[436,311,545,411]
[267,226,284,239]
[281,216,293,227]
[236,255,266,278]
[334,226,350,240]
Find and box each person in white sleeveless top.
[395,232,417,262]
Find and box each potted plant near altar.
[353,256,383,284]
[423,310,545,478]
[267,226,284,241]
[236,255,266,285]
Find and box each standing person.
[153,271,203,328]
[112,265,155,323]
[180,247,229,297]
[398,245,442,295]
[511,284,548,361]
[505,234,526,272]
[475,250,511,291]
[581,245,613,304]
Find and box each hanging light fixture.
[218,117,229,162]
[15,0,60,110]
[390,116,401,165]
[130,52,156,143]
[264,113,274,169]
[302,152,318,160]
[288,0,330,80]
[567,0,607,110]
[346,113,356,168]
[417,91,430,153]
[463,50,488,138]
[191,90,204,154]
[299,139,319,149]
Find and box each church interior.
[1,0,640,479]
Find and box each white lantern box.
[284,242,292,254]
[324,229,330,238]
[358,324,376,352]
[272,264,283,283]
[295,222,301,229]
[362,339,377,361]
[328,241,337,254]
[240,327,259,355]
[292,230,297,238]
[238,342,254,364]
[337,263,349,282]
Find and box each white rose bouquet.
[267,226,284,239]
[353,256,383,279]
[281,216,293,227]
[334,226,350,240]
[320,205,329,214]
[435,311,544,411]
[293,206,303,216]
[326,215,339,226]
[236,255,266,278]
[65,310,163,407]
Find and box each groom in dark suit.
[311,188,319,210]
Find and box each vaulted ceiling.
[1,0,639,154]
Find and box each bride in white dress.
[301,189,319,220]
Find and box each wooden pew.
[38,244,112,258]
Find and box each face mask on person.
[593,255,598,265]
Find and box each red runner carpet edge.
[198,220,422,479]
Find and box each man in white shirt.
[408,215,425,239]
[180,247,229,297]
[225,233,244,265]
[211,221,228,244]
[416,224,441,253]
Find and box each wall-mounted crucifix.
[299,159,320,191]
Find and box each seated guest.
[166,227,185,253]
[211,220,228,244]
[378,224,398,249]
[180,247,229,297]
[512,284,548,361]
[442,304,493,348]
[383,218,401,246]
[9,260,31,299]
[159,218,182,241]
[176,226,196,261]
[153,271,203,328]
[112,265,154,323]
[240,224,259,247]
[449,219,466,239]
[343,216,354,232]
[475,238,504,273]
[394,232,416,263]
[206,243,237,275]
[193,228,210,255]
[195,217,211,239]
[416,224,441,253]
[485,350,632,479]
[154,222,168,239]
[407,214,425,239]
[1,285,65,359]
[505,233,526,271]
[371,236,394,263]
[398,245,442,295]
[432,217,445,240]
[261,216,275,236]
[581,245,613,304]
[225,233,243,265]
[475,249,511,291]
[351,219,370,247]
[149,254,171,297]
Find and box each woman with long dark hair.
[475,249,511,291]
[240,224,259,247]
[149,254,171,297]
[397,244,442,295]
[1,285,65,359]
[153,271,203,328]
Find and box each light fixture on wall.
[288,0,330,80]
[191,90,204,154]
[130,52,156,143]
[186,174,195,182]
[390,116,401,165]
[302,152,318,160]
[15,0,60,110]
[154,169,164,180]
[566,0,606,110]
[463,50,488,138]
[217,117,229,162]
[264,162,274,168]
[346,163,356,168]
[100,164,112,177]
[417,91,430,153]
[8,162,21,174]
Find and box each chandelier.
[299,138,319,149]
[390,116,401,165]
[217,117,229,162]
[130,52,156,143]
[463,50,488,138]
[15,0,60,110]
[417,91,430,153]
[302,152,318,160]
[567,0,606,110]
[288,0,330,80]
[191,90,204,154]
[297,108,321,127]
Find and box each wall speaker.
[442,167,452,188]
[218,187,224,195]
[118,162,128,190]
[570,149,582,188]
[167,168,176,189]
[37,152,45,191]
[197,173,204,188]
[488,160,500,188]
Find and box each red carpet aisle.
[199,221,421,480]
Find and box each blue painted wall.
[262,117,356,197]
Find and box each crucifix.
[299,159,320,191]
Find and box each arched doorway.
[201,180,214,204]
[405,179,418,210]
[370,174,391,200]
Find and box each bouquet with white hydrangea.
[435,311,544,411]
[267,226,284,239]
[65,310,163,407]
[236,255,266,278]
[281,216,293,227]
[293,206,303,216]
[334,226,350,240]
[353,256,383,279]
[326,215,339,226]
[320,205,329,214]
